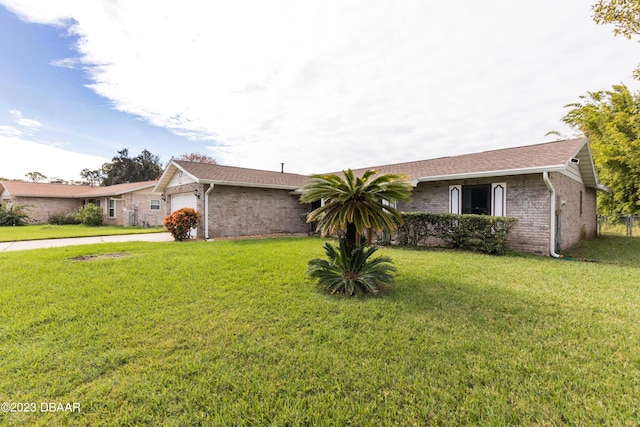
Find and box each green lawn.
[0,224,164,242]
[0,237,638,425]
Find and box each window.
[579,191,583,217]
[108,199,116,218]
[449,183,506,216]
[463,184,491,215]
[150,199,161,210]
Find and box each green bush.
[0,204,32,226]
[77,203,105,227]
[163,208,199,241]
[395,212,517,255]
[48,211,82,225]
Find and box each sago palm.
[307,239,396,296]
[300,169,412,248]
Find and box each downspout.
[542,172,560,258]
[204,184,215,240]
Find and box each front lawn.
[0,224,164,242]
[0,237,638,425]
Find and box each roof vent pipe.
[281,163,284,174]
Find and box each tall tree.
[173,152,217,164]
[101,148,163,186]
[25,171,46,182]
[592,0,640,78]
[80,168,103,186]
[562,84,640,215]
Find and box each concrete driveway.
[0,232,174,252]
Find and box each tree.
[173,152,217,164]
[561,84,640,215]
[592,0,640,78]
[101,148,163,186]
[301,169,412,297]
[300,169,413,249]
[80,168,103,186]
[25,172,46,182]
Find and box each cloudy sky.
[0,0,638,181]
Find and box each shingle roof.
[80,181,158,197]
[0,181,91,198]
[154,137,596,192]
[0,180,159,198]
[173,161,309,189]
[343,137,589,181]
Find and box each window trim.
[150,199,161,210]
[108,199,116,218]
[449,182,507,217]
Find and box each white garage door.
[170,192,198,237]
[171,192,197,212]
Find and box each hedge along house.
[154,161,310,239]
[0,180,165,227]
[345,137,606,256]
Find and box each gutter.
[204,184,215,240]
[542,172,561,258]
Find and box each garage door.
[171,192,197,212]
[171,192,198,237]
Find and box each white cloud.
[0,135,107,181]
[2,0,640,173]
[49,57,81,69]
[9,110,41,130]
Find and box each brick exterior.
[397,172,597,256]
[101,190,166,227]
[3,196,82,224]
[549,172,597,250]
[206,185,308,238]
[1,191,165,227]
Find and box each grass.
[0,224,164,242]
[0,237,639,425]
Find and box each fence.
[598,215,640,237]
[128,210,162,228]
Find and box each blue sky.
[0,5,189,180]
[1,0,639,182]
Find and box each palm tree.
[301,169,412,296]
[300,169,412,249]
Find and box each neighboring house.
[154,161,309,239]
[156,137,604,256]
[0,180,165,227]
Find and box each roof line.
[416,165,567,182]
[201,180,302,191]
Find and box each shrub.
[0,204,32,226]
[395,212,517,255]
[77,203,105,226]
[307,238,396,296]
[163,208,199,241]
[48,211,81,225]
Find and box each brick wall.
[10,197,83,224]
[397,174,553,255]
[101,191,165,227]
[549,172,597,250]
[206,185,307,238]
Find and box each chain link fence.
[598,215,640,237]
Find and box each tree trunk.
[345,222,357,251]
